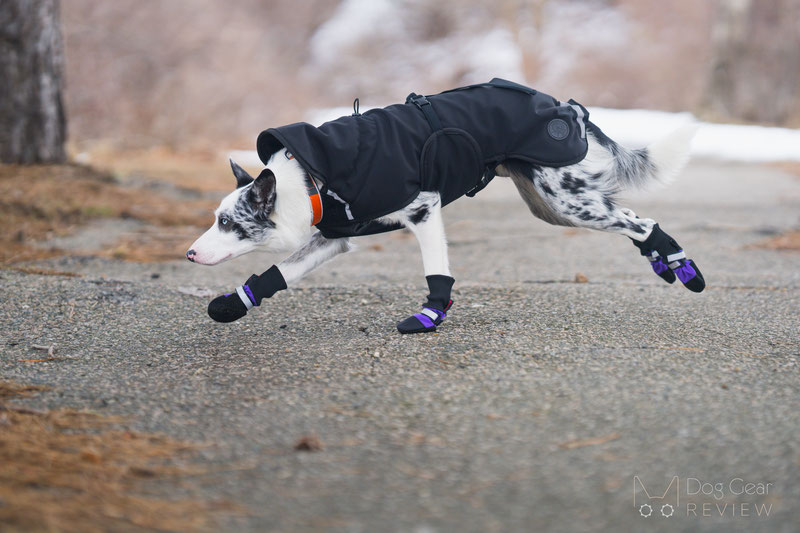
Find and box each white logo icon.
[634,476,679,518]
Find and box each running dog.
[187,78,704,333]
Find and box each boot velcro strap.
[667,251,686,263]
[420,307,445,321]
[236,286,254,310]
[413,307,446,329]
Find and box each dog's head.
[186,160,279,265]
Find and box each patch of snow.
[588,108,695,148]
[588,107,800,162]
[305,1,524,98]
[309,0,403,66]
[229,107,800,166]
[73,151,91,164]
[457,28,525,84]
[536,2,632,88]
[692,122,800,162]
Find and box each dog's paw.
[671,258,705,293]
[646,252,677,284]
[208,293,248,323]
[397,314,437,334]
[397,305,449,334]
[632,226,705,293]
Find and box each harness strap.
[466,164,497,197]
[406,92,496,198]
[406,93,443,132]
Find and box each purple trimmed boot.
[207,265,287,323]
[397,275,455,334]
[632,224,705,293]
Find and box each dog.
[187,79,704,333]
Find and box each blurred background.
[3,3,799,530]
[1,0,799,266]
[60,0,799,151]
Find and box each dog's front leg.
[277,231,352,285]
[207,232,351,322]
[395,193,455,334]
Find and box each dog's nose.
[186,249,196,262]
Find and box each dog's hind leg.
[505,161,705,292]
[626,216,705,292]
[380,192,455,334]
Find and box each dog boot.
[397,275,455,334]
[632,224,705,292]
[639,249,677,284]
[208,265,287,322]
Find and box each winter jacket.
[257,78,589,238]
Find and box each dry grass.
[0,162,217,264]
[0,381,238,532]
[0,381,50,399]
[102,226,209,263]
[83,146,249,193]
[771,162,800,180]
[1,266,82,277]
[750,230,800,251]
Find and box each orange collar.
[287,150,322,226]
[305,174,323,226]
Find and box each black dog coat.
[257,78,590,238]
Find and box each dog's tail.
[588,121,699,192]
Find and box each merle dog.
[187,80,704,333]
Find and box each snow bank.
[590,108,800,162]
[229,107,800,167]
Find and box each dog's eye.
[220,217,229,226]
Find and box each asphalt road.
[2,160,798,532]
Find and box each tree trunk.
[703,0,800,126]
[0,0,66,163]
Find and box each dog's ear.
[230,158,254,188]
[248,168,277,213]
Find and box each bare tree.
[704,0,800,125]
[0,0,66,163]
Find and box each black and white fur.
[187,120,698,327]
